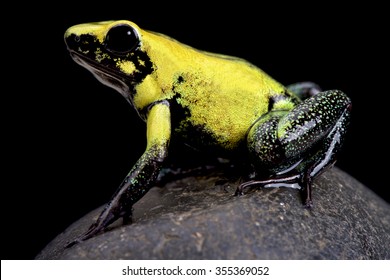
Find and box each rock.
[36,167,390,259]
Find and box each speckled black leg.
[243,90,351,206]
[65,146,166,248]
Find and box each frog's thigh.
[247,90,351,171]
[287,81,322,99]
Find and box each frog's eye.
[105,24,139,55]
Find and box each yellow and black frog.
[64,20,351,246]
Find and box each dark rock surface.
[36,167,390,259]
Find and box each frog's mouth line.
[68,51,132,96]
[69,51,129,81]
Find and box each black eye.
[105,24,139,54]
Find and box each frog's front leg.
[65,101,171,248]
[239,90,351,207]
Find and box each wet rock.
[36,167,390,259]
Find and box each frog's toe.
[64,225,100,248]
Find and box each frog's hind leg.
[244,90,351,207]
[286,81,322,100]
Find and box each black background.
[3,3,388,259]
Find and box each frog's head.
[64,20,154,97]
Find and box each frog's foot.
[65,203,133,248]
[235,173,300,195]
[235,173,312,203]
[235,172,316,208]
[64,222,105,248]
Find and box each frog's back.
[140,33,293,151]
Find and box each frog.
[64,20,351,247]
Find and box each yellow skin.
[64,20,351,246]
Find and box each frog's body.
[64,20,351,247]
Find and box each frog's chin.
[91,69,130,95]
[69,51,131,97]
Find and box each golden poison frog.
[64,20,351,246]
